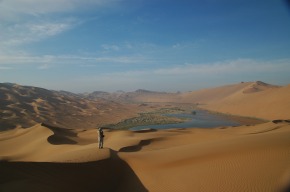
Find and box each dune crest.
[193,82,290,120]
[242,81,280,94]
[0,124,109,162]
[1,81,290,191]
[115,121,290,192]
[1,120,290,191]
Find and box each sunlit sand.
[1,81,290,192]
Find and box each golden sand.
[1,82,290,192]
[1,120,290,192]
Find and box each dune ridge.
[0,151,147,192]
[1,121,290,191]
[1,81,290,191]
[200,82,290,120]
[0,83,140,130]
[118,81,290,121]
[1,81,289,130]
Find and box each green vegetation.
[105,107,188,130]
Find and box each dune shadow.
[47,134,77,145]
[41,123,78,145]
[166,128,192,133]
[279,178,290,192]
[132,128,157,133]
[272,119,290,124]
[280,184,290,192]
[119,139,152,152]
[0,149,148,192]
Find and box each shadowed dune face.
[0,150,148,192]
[1,81,290,130]
[0,120,290,191]
[272,119,290,124]
[0,83,140,130]
[42,123,78,145]
[119,139,153,152]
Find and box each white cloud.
[0,20,75,48]
[154,59,290,76]
[0,53,147,67]
[0,54,81,65]
[0,0,118,20]
[74,58,290,92]
[76,70,151,92]
[3,57,288,92]
[0,66,13,70]
[29,22,71,37]
[0,0,71,18]
[38,64,51,70]
[95,56,147,64]
[0,0,116,54]
[101,44,120,51]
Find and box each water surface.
[130,110,241,130]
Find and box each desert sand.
[1,120,290,192]
[124,81,290,121]
[1,81,290,192]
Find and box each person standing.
[98,128,104,149]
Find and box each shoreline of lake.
[201,109,268,126]
[129,109,267,131]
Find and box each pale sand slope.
[1,121,290,192]
[115,121,290,192]
[0,124,146,192]
[181,82,290,120]
[0,124,110,162]
[126,81,290,121]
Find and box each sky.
[1,0,290,93]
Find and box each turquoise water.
[130,110,241,130]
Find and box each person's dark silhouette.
[98,128,104,149]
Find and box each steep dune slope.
[116,121,290,192]
[133,82,289,121]
[0,124,109,162]
[0,124,147,192]
[181,82,253,104]
[1,117,290,191]
[0,83,139,130]
[1,81,289,129]
[201,82,290,120]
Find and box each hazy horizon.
[1,80,288,95]
[1,0,290,93]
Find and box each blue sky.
[1,0,290,93]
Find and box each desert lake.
[130,110,242,130]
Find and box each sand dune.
[1,81,290,191]
[116,122,290,192]
[1,121,290,192]
[0,83,141,130]
[201,83,290,120]
[178,81,290,120]
[92,81,290,121]
[0,124,107,162]
[0,124,147,192]
[1,81,289,130]
[0,151,146,192]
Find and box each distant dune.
[1,81,289,130]
[193,81,290,120]
[113,81,290,121]
[0,83,140,130]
